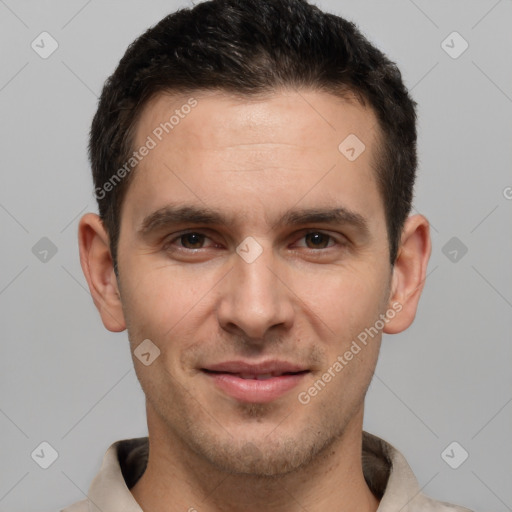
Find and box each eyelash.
[163,230,345,254]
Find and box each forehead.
[124,89,384,233]
[134,89,378,159]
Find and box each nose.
[216,243,295,342]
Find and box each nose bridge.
[216,240,293,338]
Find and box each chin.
[184,423,339,477]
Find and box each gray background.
[0,1,511,511]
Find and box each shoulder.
[362,431,474,512]
[409,493,474,512]
[60,498,90,512]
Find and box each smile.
[201,361,309,403]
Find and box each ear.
[383,214,431,334]
[78,213,126,332]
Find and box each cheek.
[294,264,389,334]
[121,261,201,326]
[119,262,220,375]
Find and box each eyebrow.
[138,204,370,238]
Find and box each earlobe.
[383,214,431,335]
[78,213,126,332]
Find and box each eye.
[303,231,334,249]
[162,229,345,256]
[178,232,207,249]
[164,231,217,252]
[294,231,340,250]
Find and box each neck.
[131,406,380,512]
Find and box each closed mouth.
[202,369,309,380]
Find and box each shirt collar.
[80,431,433,512]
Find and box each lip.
[201,360,309,403]
[204,360,306,375]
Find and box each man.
[66,0,473,510]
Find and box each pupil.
[307,233,327,248]
[184,233,203,248]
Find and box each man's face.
[116,90,393,475]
